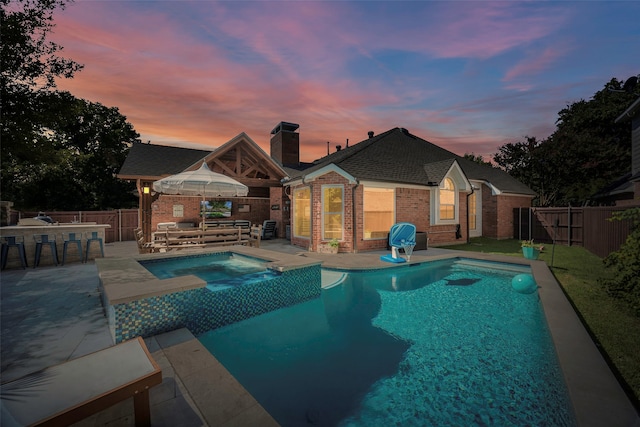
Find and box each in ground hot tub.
[97,247,322,343]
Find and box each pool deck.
[1,240,639,426]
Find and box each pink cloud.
[503,45,570,90]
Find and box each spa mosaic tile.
[109,265,321,343]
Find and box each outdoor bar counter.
[0,223,110,269]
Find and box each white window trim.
[363,186,396,240]
[431,178,459,225]
[321,184,344,241]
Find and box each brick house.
[119,122,534,251]
[280,127,535,253]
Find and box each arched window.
[439,178,455,220]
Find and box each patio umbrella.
[152,163,248,228]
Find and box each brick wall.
[151,195,271,230]
[269,187,291,238]
[291,180,474,252]
[495,195,533,239]
[426,192,467,246]
[482,184,497,238]
[396,187,430,230]
[288,174,534,250]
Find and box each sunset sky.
[51,1,639,162]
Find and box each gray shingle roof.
[290,127,535,195]
[423,159,457,186]
[118,143,211,178]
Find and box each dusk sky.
[52,1,639,162]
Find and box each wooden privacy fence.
[514,206,636,258]
[11,210,139,243]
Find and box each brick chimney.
[270,122,300,166]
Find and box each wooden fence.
[514,206,637,258]
[10,210,139,243]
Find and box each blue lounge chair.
[380,222,416,263]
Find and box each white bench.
[1,337,162,427]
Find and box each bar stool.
[85,231,104,262]
[1,236,28,270]
[34,234,59,267]
[62,232,83,265]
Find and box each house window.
[440,178,456,220]
[323,185,343,240]
[364,187,394,239]
[469,191,476,230]
[293,187,310,238]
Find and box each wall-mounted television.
[201,200,232,218]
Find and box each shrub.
[602,207,640,315]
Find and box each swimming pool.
[139,252,279,290]
[199,258,577,426]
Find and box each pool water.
[139,252,276,290]
[199,259,577,426]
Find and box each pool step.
[453,259,530,274]
[321,270,348,289]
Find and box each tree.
[493,76,638,206]
[1,0,139,210]
[492,136,558,205]
[463,153,494,167]
[548,77,637,205]
[602,208,640,316]
[1,0,82,90]
[4,91,139,210]
[493,136,539,183]
[1,0,83,162]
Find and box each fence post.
[518,207,522,241]
[528,208,532,241]
[118,209,122,242]
[567,206,571,246]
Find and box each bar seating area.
[0,223,109,269]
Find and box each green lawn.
[441,237,640,404]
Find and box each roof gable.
[205,132,287,181]
[199,132,287,186]
[303,164,358,184]
[423,159,457,186]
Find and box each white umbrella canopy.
[152,163,248,198]
[153,163,249,229]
